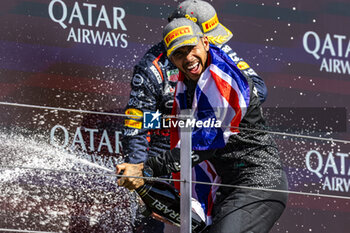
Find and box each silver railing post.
[180,109,192,233]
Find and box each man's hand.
[116,163,145,190]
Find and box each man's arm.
[145,148,216,177]
[117,148,216,190]
[122,60,160,164]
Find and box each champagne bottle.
[136,180,207,233]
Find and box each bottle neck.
[135,182,152,198]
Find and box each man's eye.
[173,52,183,58]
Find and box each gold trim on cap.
[167,37,199,57]
[207,24,232,45]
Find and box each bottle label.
[151,199,181,224]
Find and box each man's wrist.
[142,164,154,177]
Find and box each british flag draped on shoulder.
[170,45,250,226]
[170,44,250,150]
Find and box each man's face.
[170,37,209,81]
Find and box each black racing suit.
[143,49,288,232]
[122,41,267,164]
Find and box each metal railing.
[1,101,350,233]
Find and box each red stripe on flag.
[204,160,217,179]
[204,161,216,216]
[210,69,241,133]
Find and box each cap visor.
[205,23,233,45]
[167,36,200,57]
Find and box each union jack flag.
[170,45,250,225]
[172,160,220,225]
[170,45,250,150]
